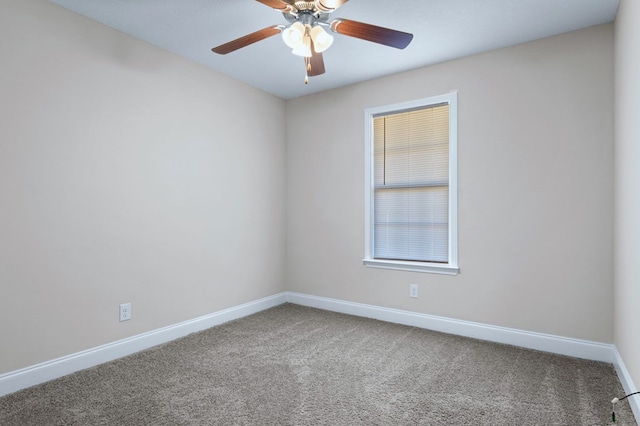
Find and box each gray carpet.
[0,304,635,425]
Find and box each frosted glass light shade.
[310,25,333,53]
[291,35,312,57]
[282,22,305,49]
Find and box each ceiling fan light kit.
[212,0,413,84]
[282,20,333,57]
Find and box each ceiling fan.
[211,0,413,84]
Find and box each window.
[364,93,458,275]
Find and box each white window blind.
[373,104,450,263]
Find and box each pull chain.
[304,56,310,84]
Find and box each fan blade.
[315,0,350,12]
[255,0,294,11]
[308,41,325,76]
[212,26,282,55]
[330,19,413,49]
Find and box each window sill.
[363,259,459,275]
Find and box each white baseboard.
[285,292,615,363]
[613,347,640,423]
[0,292,287,398]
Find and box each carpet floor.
[0,303,635,425]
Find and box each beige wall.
[615,0,640,393]
[286,24,615,342]
[0,0,620,377]
[0,0,286,373]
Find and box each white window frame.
[363,92,459,275]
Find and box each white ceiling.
[50,0,619,100]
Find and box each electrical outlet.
[409,284,419,298]
[119,303,132,322]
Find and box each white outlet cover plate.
[119,303,132,321]
[409,284,419,298]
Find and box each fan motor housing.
[283,1,331,24]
